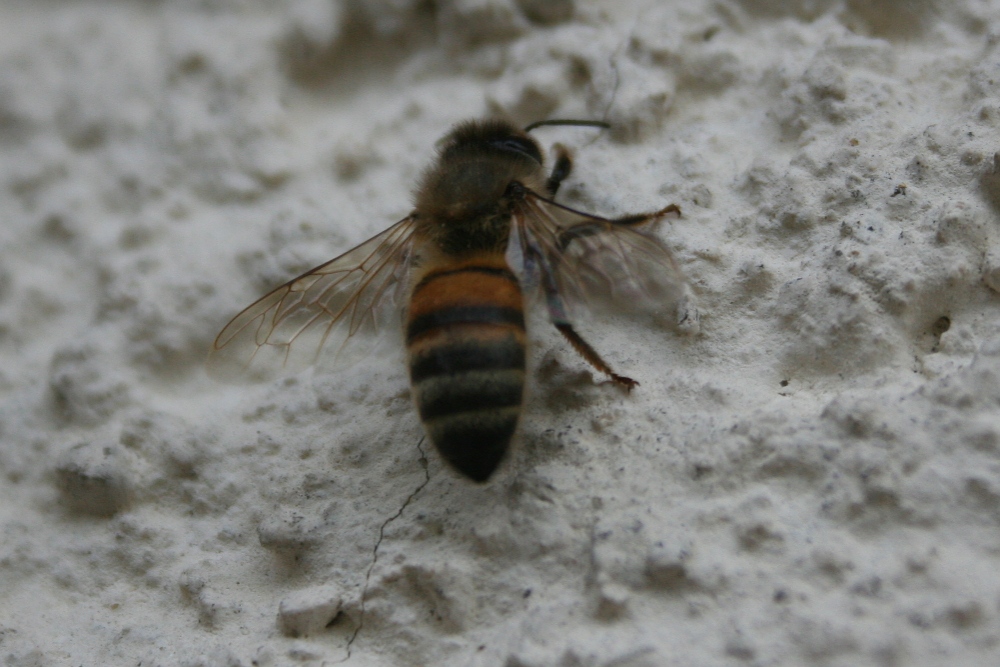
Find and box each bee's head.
[415,119,548,220]
[437,119,544,167]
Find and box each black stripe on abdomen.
[416,369,523,420]
[406,305,524,345]
[409,337,526,482]
[410,337,525,383]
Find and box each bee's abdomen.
[406,260,527,482]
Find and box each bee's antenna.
[524,119,611,133]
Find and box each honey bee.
[208,118,686,482]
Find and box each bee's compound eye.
[491,137,542,164]
[498,138,529,152]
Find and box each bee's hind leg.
[537,250,637,391]
[554,322,638,392]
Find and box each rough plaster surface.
[2,1,1000,665]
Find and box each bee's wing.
[207,214,420,382]
[514,193,687,324]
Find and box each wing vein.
[207,215,419,382]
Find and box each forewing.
[516,194,687,322]
[207,215,419,382]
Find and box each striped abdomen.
[406,256,527,482]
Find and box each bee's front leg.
[546,144,573,197]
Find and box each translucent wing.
[513,192,687,325]
[207,215,420,382]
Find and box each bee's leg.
[555,204,681,251]
[554,322,638,391]
[607,203,681,227]
[535,238,638,390]
[546,144,573,196]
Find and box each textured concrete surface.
[2,1,1000,665]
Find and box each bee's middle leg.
[554,322,638,391]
